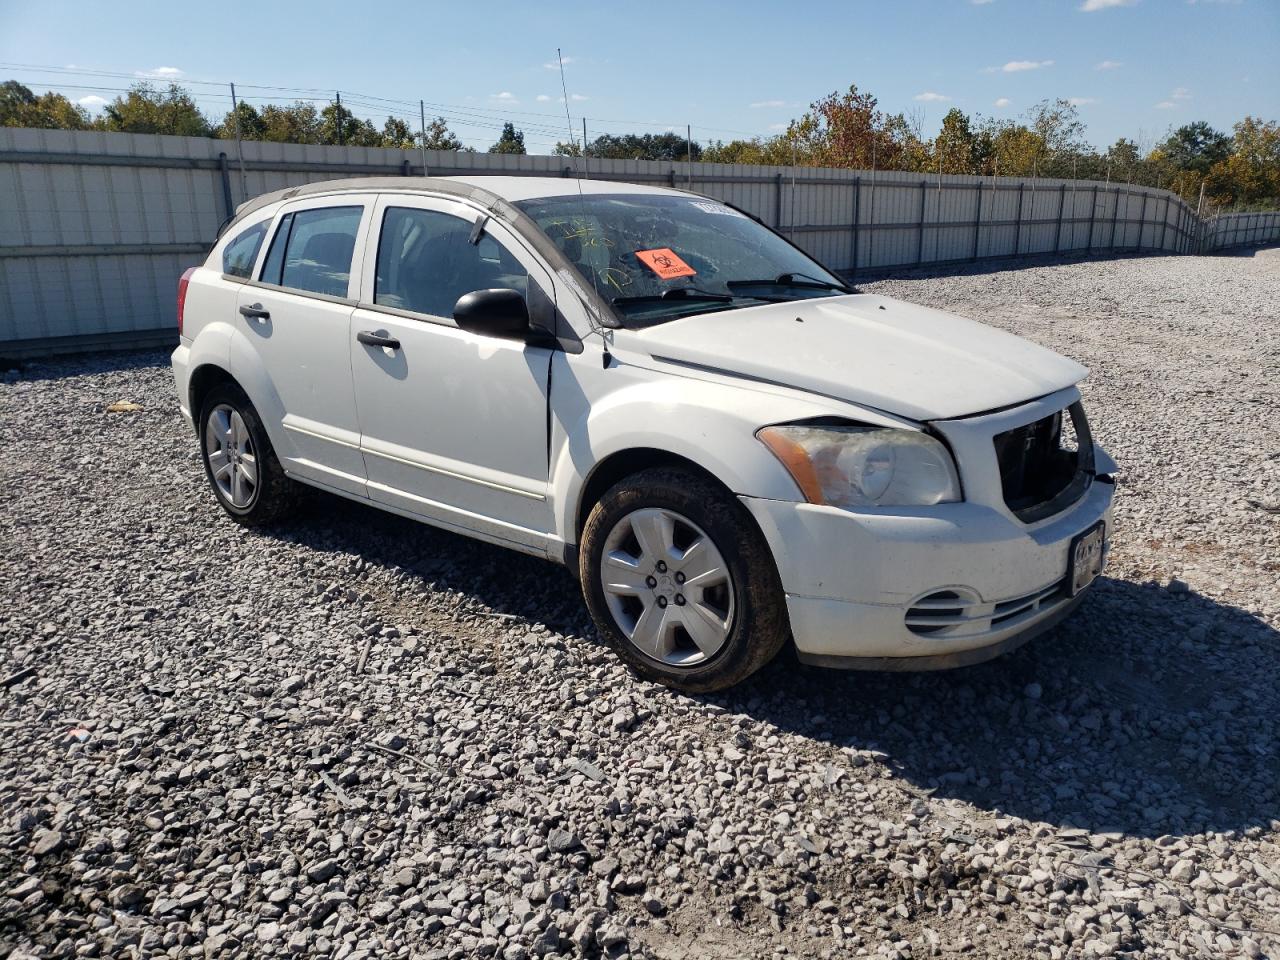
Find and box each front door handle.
[239,303,270,322]
[357,330,401,350]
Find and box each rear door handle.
[357,330,401,350]
[239,303,270,322]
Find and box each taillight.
[177,267,197,337]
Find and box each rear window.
[260,206,363,298]
[222,221,267,278]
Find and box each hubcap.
[599,507,735,666]
[204,404,258,509]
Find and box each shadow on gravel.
[268,493,1278,843]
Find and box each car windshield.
[514,193,852,327]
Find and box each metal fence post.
[849,177,861,277]
[1014,182,1026,256]
[216,152,234,220]
[916,179,927,265]
[1159,196,1169,251]
[1055,183,1066,252]
[1109,188,1120,249]
[775,172,784,231]
[972,180,983,260]
[1087,186,1098,251]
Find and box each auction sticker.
[635,248,696,280]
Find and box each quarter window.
[222,221,267,278]
[261,206,363,297]
[374,207,528,318]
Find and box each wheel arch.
[574,448,732,542]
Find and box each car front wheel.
[579,467,789,692]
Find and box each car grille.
[905,578,1069,639]
[993,401,1095,523]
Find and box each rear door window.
[222,221,267,278]
[261,206,363,298]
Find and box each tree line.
[3,78,1275,210]
[0,80,529,155]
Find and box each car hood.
[619,294,1088,421]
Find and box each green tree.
[555,131,701,161]
[381,116,416,149]
[216,101,266,141]
[100,83,211,137]
[260,102,320,144]
[319,102,380,146]
[489,122,526,155]
[421,116,464,151]
[934,108,979,174]
[0,80,91,129]
[1160,121,1232,176]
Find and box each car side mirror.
[453,288,530,340]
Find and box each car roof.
[445,175,690,203]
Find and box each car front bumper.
[739,463,1114,668]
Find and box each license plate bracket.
[1068,521,1106,596]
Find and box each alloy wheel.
[599,507,735,666]
[204,403,259,509]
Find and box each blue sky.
[2,0,1276,153]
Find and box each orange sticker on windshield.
[634,248,696,280]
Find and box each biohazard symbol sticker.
[634,248,696,280]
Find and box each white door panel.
[233,198,371,497]
[350,194,555,545]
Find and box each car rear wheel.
[198,383,298,526]
[580,466,789,692]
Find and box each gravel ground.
[2,249,1278,960]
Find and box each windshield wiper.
[726,272,853,294]
[611,287,734,306]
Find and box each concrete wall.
[2,127,1270,356]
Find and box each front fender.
[548,360,875,543]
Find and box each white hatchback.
[172,176,1115,691]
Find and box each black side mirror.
[453,288,530,340]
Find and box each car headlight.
[757,424,961,508]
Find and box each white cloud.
[914,91,950,102]
[1080,0,1137,10]
[750,99,787,109]
[1155,100,1177,109]
[77,95,107,109]
[1095,59,1123,70]
[1068,97,1098,106]
[535,94,551,102]
[1171,86,1191,99]
[971,0,995,4]
[543,56,575,70]
[999,59,1055,72]
[135,66,183,79]
[994,97,1012,108]
[565,93,588,102]
[490,91,518,103]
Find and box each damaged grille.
[993,401,1094,523]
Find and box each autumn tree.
[555,131,700,161]
[381,117,416,149]
[259,102,321,144]
[0,81,90,129]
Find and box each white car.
[172,176,1115,691]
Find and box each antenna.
[556,47,611,367]
[557,48,577,159]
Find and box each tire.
[197,383,299,526]
[579,466,790,693]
